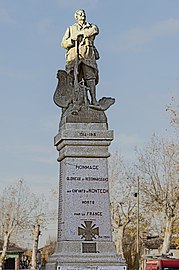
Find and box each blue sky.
[0,0,179,245]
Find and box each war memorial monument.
[46,9,126,270]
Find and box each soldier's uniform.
[61,21,99,104]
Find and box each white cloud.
[112,18,179,53]
[0,8,14,24]
[152,18,179,37]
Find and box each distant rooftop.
[0,240,25,253]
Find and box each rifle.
[72,35,88,113]
[73,39,80,106]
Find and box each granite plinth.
[46,123,126,270]
[59,107,108,128]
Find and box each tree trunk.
[0,233,10,270]
[31,223,40,269]
[114,226,125,257]
[161,215,174,254]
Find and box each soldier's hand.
[71,32,83,41]
[77,34,84,42]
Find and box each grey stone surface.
[54,71,115,126]
[58,267,127,270]
[46,123,126,270]
[54,123,113,160]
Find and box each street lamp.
[134,176,140,270]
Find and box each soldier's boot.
[86,79,98,105]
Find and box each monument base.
[46,238,126,270]
[46,249,126,270]
[47,263,126,270]
[47,265,126,270]
[46,122,126,270]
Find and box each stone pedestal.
[46,122,126,270]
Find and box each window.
[163,268,179,270]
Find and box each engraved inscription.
[79,132,96,137]
[62,157,112,241]
[76,164,98,170]
[82,200,94,204]
[67,188,108,193]
[82,242,97,253]
[73,211,103,216]
[66,176,108,181]
[87,211,102,216]
[66,176,81,181]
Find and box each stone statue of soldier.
[61,9,99,105]
[53,9,115,118]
